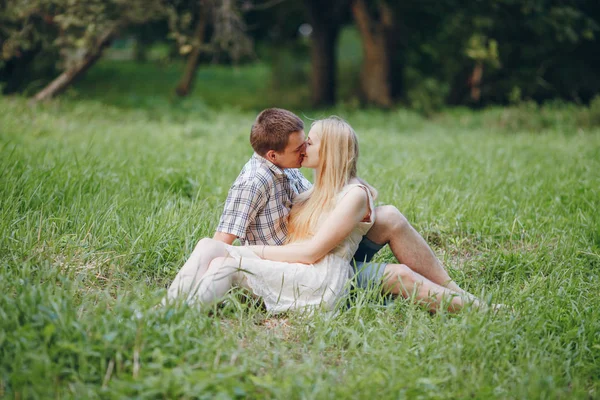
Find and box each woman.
[165,117,484,313]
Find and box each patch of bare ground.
[217,314,293,342]
[258,317,292,340]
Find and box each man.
[213,108,470,301]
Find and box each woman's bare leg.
[166,238,229,302]
[382,263,482,313]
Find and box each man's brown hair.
[250,108,304,155]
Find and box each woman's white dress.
[223,183,375,313]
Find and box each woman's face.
[301,126,321,169]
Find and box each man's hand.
[213,231,237,245]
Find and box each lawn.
[1,61,599,398]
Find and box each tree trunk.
[304,0,345,107]
[309,25,338,107]
[468,62,484,102]
[352,0,393,108]
[386,19,404,100]
[175,11,208,97]
[32,27,117,102]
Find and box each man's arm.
[213,231,237,245]
[215,177,269,243]
[248,186,370,264]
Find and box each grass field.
[1,61,600,398]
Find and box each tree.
[387,0,600,107]
[0,0,165,100]
[351,0,395,107]
[464,34,500,103]
[1,1,61,94]
[169,0,211,97]
[33,27,118,102]
[303,0,348,107]
[168,0,253,97]
[439,0,600,105]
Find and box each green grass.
[70,59,309,113]
[1,61,600,398]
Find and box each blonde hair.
[286,116,377,243]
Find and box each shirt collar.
[252,153,285,176]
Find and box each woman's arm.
[248,186,370,264]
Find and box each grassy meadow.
[1,60,600,399]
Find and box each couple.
[165,108,488,313]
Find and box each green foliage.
[465,34,500,68]
[578,95,600,128]
[336,26,363,106]
[405,73,450,117]
[399,0,600,105]
[0,0,165,93]
[266,42,310,89]
[474,96,600,133]
[0,0,164,60]
[487,100,570,133]
[166,0,253,63]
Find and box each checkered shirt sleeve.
[216,178,269,239]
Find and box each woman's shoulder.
[344,178,377,201]
[337,182,370,204]
[335,183,374,223]
[340,179,372,195]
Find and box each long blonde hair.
[286,116,377,243]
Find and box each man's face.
[270,130,306,169]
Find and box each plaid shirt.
[217,153,312,245]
